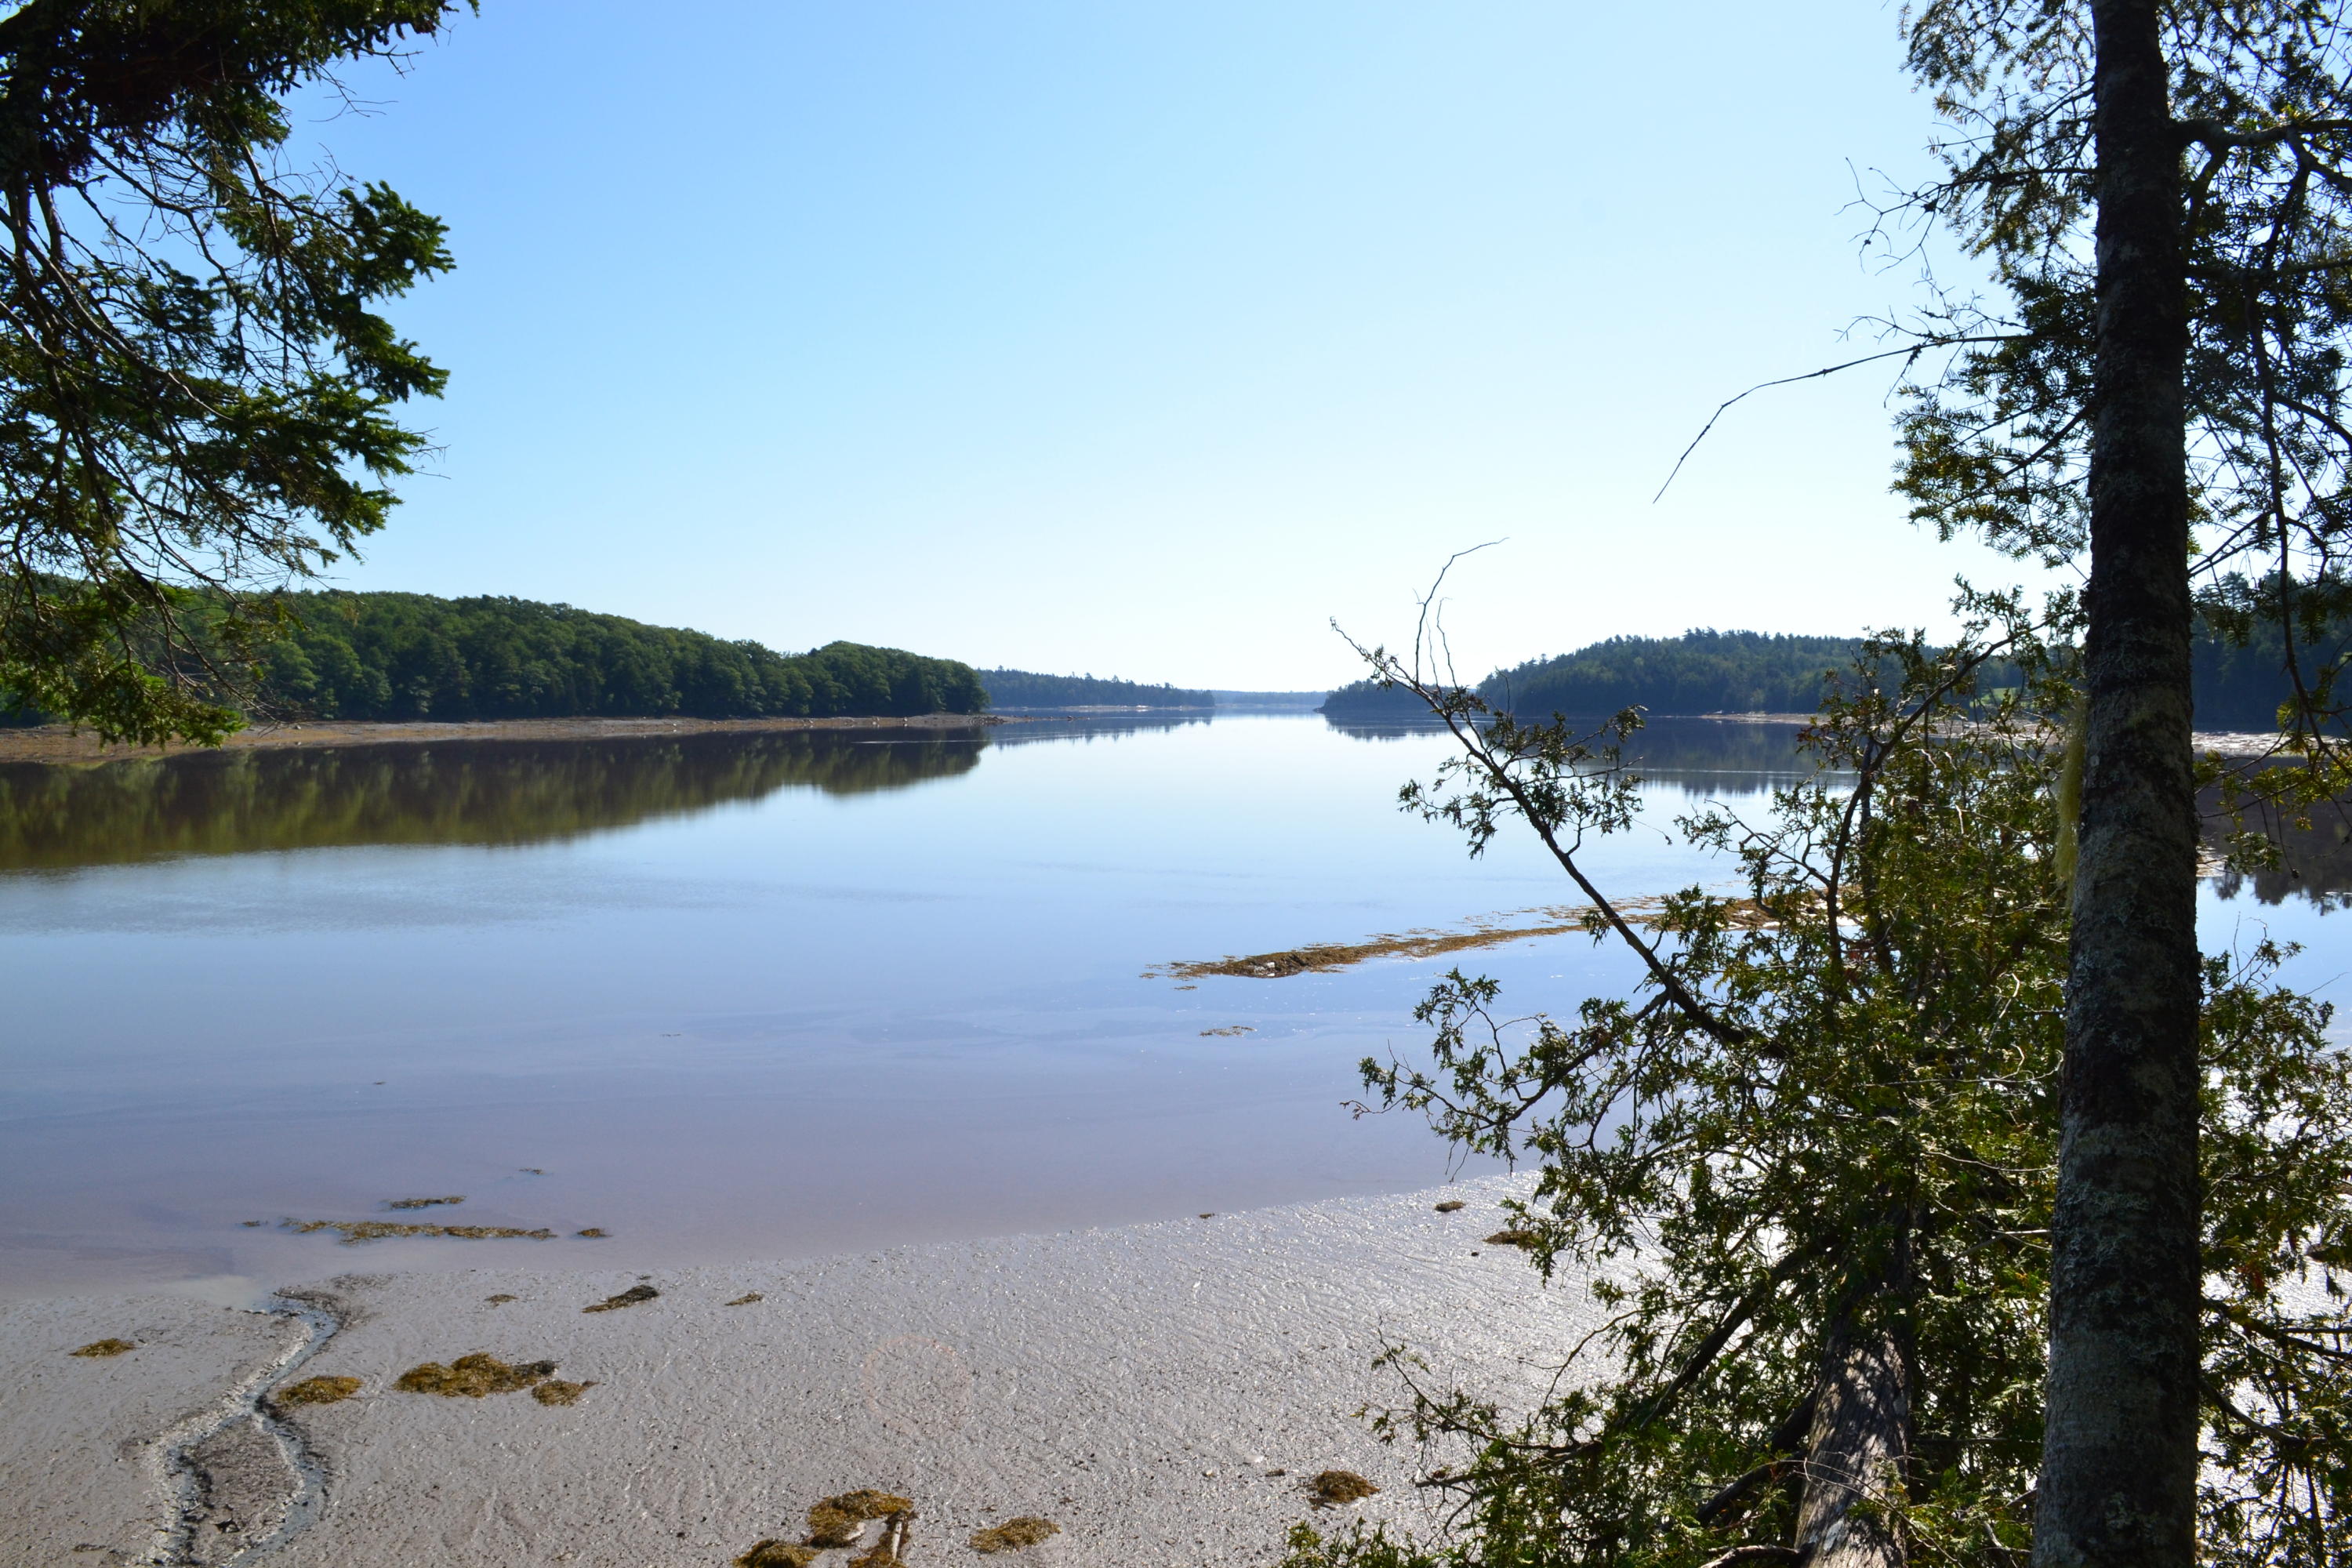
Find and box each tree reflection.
[0,731,985,869]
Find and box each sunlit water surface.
[0,713,2338,1299]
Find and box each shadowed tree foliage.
[1886,5,2352,1561]
[0,1,469,745]
[1287,602,2352,1568]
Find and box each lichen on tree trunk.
[2035,4,2204,1567]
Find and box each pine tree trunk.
[1794,1318,1908,1568]
[2033,4,2202,1566]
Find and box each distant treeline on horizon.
[977,669,1214,709]
[1322,621,2349,734]
[1319,631,1870,721]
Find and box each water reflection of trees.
[985,712,1214,747]
[1324,714,1824,796]
[2202,789,2352,909]
[0,731,984,870]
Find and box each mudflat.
[0,712,1011,766]
[0,1176,1589,1568]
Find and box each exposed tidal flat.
[0,1176,1577,1567]
[2,713,2346,1564]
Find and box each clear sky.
[296,1,2046,691]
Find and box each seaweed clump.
[575,1228,609,1238]
[272,1375,361,1406]
[1484,1229,1540,1249]
[69,1338,135,1358]
[1310,1470,1380,1505]
[807,1491,913,1548]
[531,1378,596,1406]
[725,1292,764,1306]
[1433,1200,1465,1213]
[394,1353,557,1397]
[971,1516,1060,1553]
[485,1294,518,1305]
[583,1283,659,1312]
[733,1544,818,1568]
[387,1195,464,1209]
[285,1218,554,1243]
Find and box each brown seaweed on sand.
[807,1491,913,1548]
[1484,1229,1541,1249]
[393,1353,557,1397]
[69,1338,134,1358]
[386,1195,464,1209]
[285,1218,554,1243]
[971,1516,1061,1552]
[1311,1470,1381,1505]
[583,1283,658,1312]
[1153,898,1728,980]
[531,1379,595,1406]
[851,1509,916,1566]
[724,1292,764,1306]
[734,1544,819,1568]
[272,1375,361,1406]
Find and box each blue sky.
[297,1,2044,689]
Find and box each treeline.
[1325,620,2347,733]
[977,669,1213,708]
[1486,630,1869,717]
[1319,631,1867,719]
[247,592,986,721]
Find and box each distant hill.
[1488,631,1869,717]
[1317,679,1441,719]
[1321,632,1869,720]
[978,670,1213,709]
[1326,619,2336,735]
[250,591,986,721]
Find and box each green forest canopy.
[1324,624,2340,732]
[248,590,986,721]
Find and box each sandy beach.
[0,1175,1590,1568]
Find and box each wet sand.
[0,712,1012,766]
[0,1175,1590,1568]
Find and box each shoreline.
[0,1175,1579,1568]
[0,711,1016,766]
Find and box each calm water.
[0,714,2337,1299]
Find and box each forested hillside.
[1486,630,1868,716]
[1321,631,1867,719]
[977,670,1213,708]
[1326,619,2340,733]
[252,592,986,720]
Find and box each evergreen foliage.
[976,668,1212,708]
[245,591,984,721]
[1300,603,2352,1568]
[0,2,470,744]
